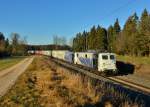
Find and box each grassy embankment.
[0,56,140,107]
[0,57,26,71]
[117,55,150,74]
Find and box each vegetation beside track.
[117,55,150,74]
[0,56,140,107]
[0,56,26,71]
[117,55,150,65]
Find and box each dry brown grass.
[0,56,141,107]
[122,101,140,107]
[56,67,100,105]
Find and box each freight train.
[28,50,117,73]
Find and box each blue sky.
[0,0,150,45]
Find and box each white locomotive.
[28,50,117,73]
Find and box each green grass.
[0,56,26,71]
[117,55,150,65]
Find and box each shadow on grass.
[116,61,135,75]
[82,93,123,107]
[81,84,149,107]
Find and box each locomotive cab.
[98,53,117,73]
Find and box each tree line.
[0,32,27,58]
[73,9,150,56]
[0,32,72,58]
[27,44,71,51]
[27,35,71,51]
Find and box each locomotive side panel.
[74,52,96,68]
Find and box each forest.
[0,32,27,57]
[73,9,150,56]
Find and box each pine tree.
[108,19,121,53]
[113,19,121,52]
[73,33,86,51]
[73,33,79,51]
[114,18,121,35]
[148,14,150,56]
[96,26,107,51]
[107,25,114,52]
[79,33,85,51]
[122,13,139,55]
[11,33,20,55]
[0,33,11,57]
[0,32,6,57]
[5,38,9,49]
[139,9,150,56]
[73,38,77,51]
[82,31,88,51]
[0,32,5,40]
[88,26,97,50]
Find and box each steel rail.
[108,76,150,94]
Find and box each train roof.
[98,53,116,55]
[74,52,97,54]
[74,52,115,54]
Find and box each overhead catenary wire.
[99,0,138,25]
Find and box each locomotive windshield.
[102,55,108,60]
[110,55,115,60]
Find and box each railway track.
[108,77,150,94]
[51,58,150,95]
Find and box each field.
[117,55,150,74]
[0,56,141,107]
[0,57,26,71]
[117,55,150,65]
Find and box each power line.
[99,0,137,25]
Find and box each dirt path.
[0,57,34,97]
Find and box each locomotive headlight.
[103,63,105,66]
